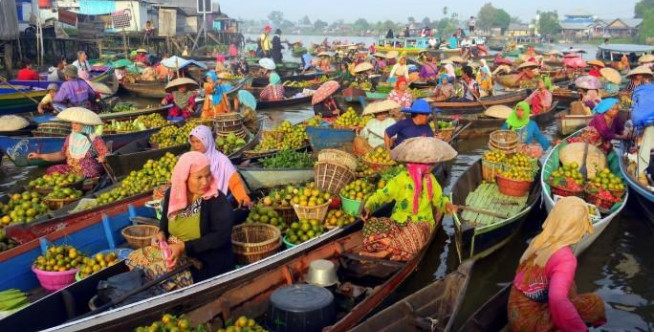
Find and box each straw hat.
[136,48,147,53]
[483,105,513,119]
[385,51,399,59]
[311,80,341,105]
[587,60,605,68]
[391,137,458,164]
[600,67,622,84]
[57,107,103,126]
[164,77,199,92]
[46,83,59,92]
[0,115,30,131]
[348,45,358,50]
[258,58,276,70]
[89,82,113,95]
[318,52,331,57]
[64,65,78,78]
[626,65,653,77]
[518,61,538,70]
[638,54,654,64]
[362,100,400,115]
[373,52,387,59]
[354,62,373,73]
[449,56,467,64]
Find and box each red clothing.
[16,68,39,80]
[588,67,601,78]
[134,54,149,65]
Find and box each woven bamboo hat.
[626,65,653,77]
[373,52,387,59]
[57,107,103,126]
[587,60,605,68]
[600,67,622,84]
[638,54,654,64]
[164,77,199,92]
[258,58,277,70]
[362,100,400,115]
[136,48,147,53]
[518,61,538,70]
[354,62,373,73]
[0,115,30,131]
[484,105,513,119]
[449,56,467,64]
[385,51,399,59]
[88,82,114,95]
[391,137,458,164]
[318,52,331,57]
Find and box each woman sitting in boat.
[442,60,457,83]
[625,66,653,93]
[72,51,91,75]
[133,49,150,66]
[317,53,332,72]
[28,107,108,178]
[127,151,236,289]
[502,101,551,156]
[522,46,537,63]
[201,71,233,118]
[235,90,260,134]
[455,66,480,102]
[53,65,99,110]
[37,84,59,114]
[16,59,39,80]
[161,78,199,119]
[431,74,455,102]
[508,196,606,332]
[476,64,493,98]
[418,56,439,82]
[581,88,602,110]
[587,60,604,78]
[516,62,538,85]
[524,79,553,115]
[388,56,409,83]
[47,57,67,82]
[387,77,413,109]
[589,98,628,153]
[360,100,398,148]
[361,137,457,261]
[384,99,434,149]
[312,80,343,118]
[189,125,252,207]
[335,62,353,85]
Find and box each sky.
[220,0,639,23]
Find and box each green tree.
[422,17,431,27]
[408,17,415,24]
[537,11,562,36]
[353,18,370,32]
[493,9,511,31]
[268,11,284,27]
[638,9,654,42]
[314,19,328,31]
[300,15,311,26]
[635,0,654,18]
[477,3,511,30]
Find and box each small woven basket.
[481,159,503,183]
[489,130,519,154]
[44,197,80,210]
[318,149,357,171]
[121,225,160,249]
[274,205,299,225]
[434,127,455,142]
[231,223,281,265]
[314,161,356,194]
[292,200,331,222]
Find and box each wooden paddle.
[580,142,590,180]
[458,205,511,219]
[0,75,41,104]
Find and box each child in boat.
[38,84,59,114]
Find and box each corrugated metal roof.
[0,0,20,41]
[560,22,590,30]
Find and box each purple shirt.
[588,114,624,141]
[54,79,95,106]
[419,63,439,80]
[385,118,434,147]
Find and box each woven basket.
[496,175,534,197]
[214,112,244,134]
[481,159,503,183]
[318,149,357,171]
[584,191,618,213]
[362,159,395,172]
[434,127,455,142]
[274,205,298,225]
[215,127,247,139]
[489,130,519,154]
[32,179,85,195]
[121,225,159,249]
[231,223,281,265]
[314,161,356,194]
[292,200,331,222]
[44,197,80,210]
[32,122,71,137]
[549,182,584,198]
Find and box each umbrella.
[600,68,622,84]
[238,90,257,110]
[162,56,207,70]
[311,80,341,105]
[575,76,602,90]
[564,57,587,68]
[354,62,373,73]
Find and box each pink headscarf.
[189,125,237,195]
[216,54,226,63]
[167,151,219,218]
[407,163,434,214]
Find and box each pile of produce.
[28,172,84,190]
[482,150,507,164]
[105,114,169,132]
[0,289,29,315]
[33,245,86,272]
[498,167,535,182]
[111,104,138,113]
[340,179,375,201]
[285,78,324,88]
[350,81,373,90]
[134,314,208,332]
[363,147,395,165]
[0,191,49,226]
[549,162,585,191]
[245,204,286,232]
[218,316,268,332]
[588,168,624,193]
[253,120,307,152]
[285,219,324,245]
[217,72,243,80]
[260,150,314,168]
[324,209,357,228]
[95,153,178,206]
[378,165,405,189]
[45,187,83,200]
[261,183,331,208]
[150,119,205,148]
[505,152,537,171]
[305,115,323,127]
[409,88,429,98]
[0,229,18,252]
[77,251,120,279]
[429,120,454,131]
[215,132,247,156]
[333,108,372,128]
[355,162,374,178]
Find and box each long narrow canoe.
[429,91,528,115]
[0,85,48,116]
[456,284,511,331]
[618,142,654,223]
[251,72,322,87]
[238,165,315,191]
[452,159,542,261]
[9,66,118,97]
[349,261,473,332]
[540,129,628,255]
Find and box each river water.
[1,38,652,330]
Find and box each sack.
[353,136,373,156]
[632,85,654,128]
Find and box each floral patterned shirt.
[387,90,414,108]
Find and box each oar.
[458,205,511,219]
[471,90,489,110]
[580,142,590,180]
[0,75,41,105]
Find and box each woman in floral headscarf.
[259,72,285,101]
[386,76,413,108]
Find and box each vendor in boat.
[431,74,455,102]
[508,196,606,332]
[524,79,553,115]
[234,90,260,133]
[47,57,67,82]
[388,56,410,82]
[335,62,353,84]
[360,137,457,261]
[374,53,387,71]
[201,71,233,118]
[599,67,621,95]
[215,54,228,73]
[476,63,494,97]
[522,46,537,63]
[127,151,236,289]
[418,55,439,82]
[384,99,434,149]
[625,66,653,93]
[455,66,480,102]
[387,77,414,109]
[589,98,628,153]
[16,59,39,80]
[72,51,91,75]
[28,107,108,178]
[312,80,343,118]
[516,62,538,84]
[259,72,285,102]
[639,54,654,70]
[271,29,284,64]
[133,49,150,66]
[37,83,59,114]
[189,126,252,207]
[162,78,200,119]
[587,60,604,78]
[441,60,456,83]
[317,53,332,72]
[360,100,398,148]
[53,65,98,109]
[502,101,551,155]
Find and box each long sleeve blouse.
[502,120,551,150]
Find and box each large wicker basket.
[314,161,356,194]
[434,127,455,142]
[214,112,242,131]
[44,197,80,210]
[489,130,519,154]
[32,122,71,137]
[231,223,281,265]
[122,225,160,249]
[274,205,298,225]
[318,149,357,171]
[292,200,331,222]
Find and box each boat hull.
[238,167,315,191]
[0,88,48,115]
[430,91,528,115]
[618,143,654,224]
[305,126,356,151]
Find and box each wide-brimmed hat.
[401,99,432,114]
[89,82,113,95]
[483,105,513,119]
[385,51,399,59]
[264,25,272,31]
[362,100,400,115]
[574,75,602,90]
[0,115,30,131]
[311,80,340,105]
[164,77,199,92]
[638,54,654,64]
[373,52,387,59]
[518,61,538,70]
[626,65,654,77]
[317,52,331,57]
[258,58,276,70]
[136,48,147,53]
[46,83,59,91]
[600,67,622,84]
[391,137,458,164]
[348,45,358,50]
[449,56,467,64]
[354,62,373,73]
[57,107,103,126]
[64,65,78,78]
[587,60,605,68]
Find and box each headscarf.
[269,72,281,86]
[519,196,593,267]
[238,90,257,110]
[505,101,531,130]
[216,54,226,63]
[68,124,96,159]
[593,98,618,114]
[167,151,219,218]
[189,125,237,195]
[205,71,228,106]
[479,59,491,75]
[444,63,455,78]
[395,76,407,90]
[407,163,434,215]
[438,73,450,86]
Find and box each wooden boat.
[349,261,473,332]
[0,84,48,116]
[29,104,174,127]
[238,164,315,191]
[429,90,528,116]
[495,70,569,89]
[597,43,654,67]
[552,88,579,108]
[120,80,168,99]
[305,125,356,151]
[251,72,322,88]
[256,94,312,110]
[456,284,511,331]
[540,129,628,255]
[618,142,654,223]
[557,113,593,136]
[452,159,542,261]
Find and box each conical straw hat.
[518,61,538,70]
[391,137,458,164]
[57,107,103,126]
[362,100,401,115]
[638,54,654,64]
[89,82,113,95]
[165,77,199,92]
[0,115,30,131]
[484,105,513,119]
[587,60,605,68]
[354,62,373,73]
[385,51,399,59]
[626,65,654,77]
[599,67,621,84]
